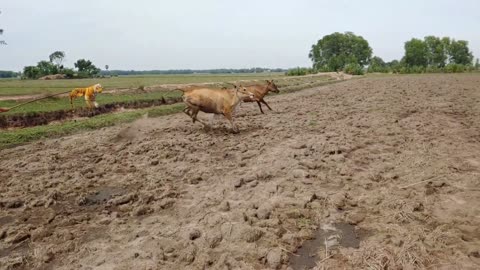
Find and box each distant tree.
[309,32,372,71]
[23,66,40,79]
[343,63,365,75]
[74,59,100,77]
[62,68,75,78]
[382,59,400,73]
[447,39,474,66]
[49,51,65,66]
[386,60,399,66]
[36,61,59,76]
[404,38,428,67]
[475,58,479,70]
[424,36,448,68]
[105,64,109,71]
[0,70,18,78]
[368,56,387,72]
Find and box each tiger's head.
[93,84,103,93]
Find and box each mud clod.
[346,211,366,225]
[189,229,202,240]
[266,248,283,269]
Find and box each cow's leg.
[184,106,206,126]
[183,107,192,116]
[209,114,217,127]
[183,102,198,120]
[190,108,209,127]
[184,100,209,127]
[224,112,238,133]
[261,99,272,110]
[256,101,264,114]
[191,108,199,123]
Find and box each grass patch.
[0,73,285,96]
[0,104,184,149]
[0,91,181,115]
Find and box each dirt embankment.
[0,74,479,269]
[0,97,183,129]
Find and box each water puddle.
[84,186,126,205]
[289,222,365,270]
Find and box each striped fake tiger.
[69,84,103,109]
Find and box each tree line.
[21,51,101,79]
[101,68,286,76]
[0,71,19,78]
[18,50,285,79]
[300,32,479,76]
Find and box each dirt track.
[1,74,479,270]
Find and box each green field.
[0,74,335,115]
[0,73,285,96]
[0,73,342,148]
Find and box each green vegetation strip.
[0,104,184,149]
[0,73,285,96]
[0,91,180,115]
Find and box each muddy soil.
[1,74,479,270]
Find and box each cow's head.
[265,80,280,93]
[234,85,256,100]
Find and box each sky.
[1,0,479,71]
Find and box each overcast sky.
[1,0,479,71]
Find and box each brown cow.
[178,85,255,133]
[242,80,280,114]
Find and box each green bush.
[62,68,75,79]
[286,67,314,76]
[398,65,426,74]
[445,64,466,73]
[343,63,364,75]
[75,71,92,79]
[411,66,426,73]
[426,66,442,73]
[367,66,389,73]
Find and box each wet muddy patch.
[289,222,366,269]
[81,186,127,206]
[0,215,14,226]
